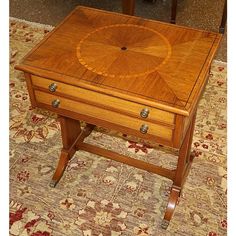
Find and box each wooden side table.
[16,6,222,229]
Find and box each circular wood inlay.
[77,24,171,78]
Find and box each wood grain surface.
[16,6,222,117]
[31,75,175,125]
[34,90,173,141]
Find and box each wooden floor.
[10,0,226,61]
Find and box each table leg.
[161,112,196,229]
[50,117,94,187]
[122,0,135,15]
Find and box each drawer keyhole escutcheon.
[140,108,150,118]
[140,124,149,134]
[49,83,57,92]
[52,99,60,108]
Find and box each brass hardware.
[49,180,57,188]
[161,219,169,229]
[48,83,57,92]
[140,108,150,118]
[140,124,149,134]
[51,99,60,108]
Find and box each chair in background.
[122,0,227,34]
[122,0,135,15]
[170,0,177,23]
[171,0,227,34]
[219,0,227,34]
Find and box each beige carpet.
[10,18,227,236]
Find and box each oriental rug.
[9,18,227,236]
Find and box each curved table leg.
[161,187,180,229]
[161,112,196,229]
[50,150,69,187]
[50,116,94,187]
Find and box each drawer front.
[31,75,175,125]
[34,90,173,141]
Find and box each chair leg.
[122,0,135,15]
[171,0,177,24]
[219,0,227,34]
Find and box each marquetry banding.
[77,24,171,78]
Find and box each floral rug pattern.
[10,18,227,236]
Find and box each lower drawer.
[34,90,174,142]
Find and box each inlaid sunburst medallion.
[77,24,171,78]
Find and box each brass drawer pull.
[140,124,149,134]
[49,83,57,92]
[140,108,149,118]
[52,99,60,108]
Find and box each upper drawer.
[31,75,175,125]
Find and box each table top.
[17,6,222,116]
